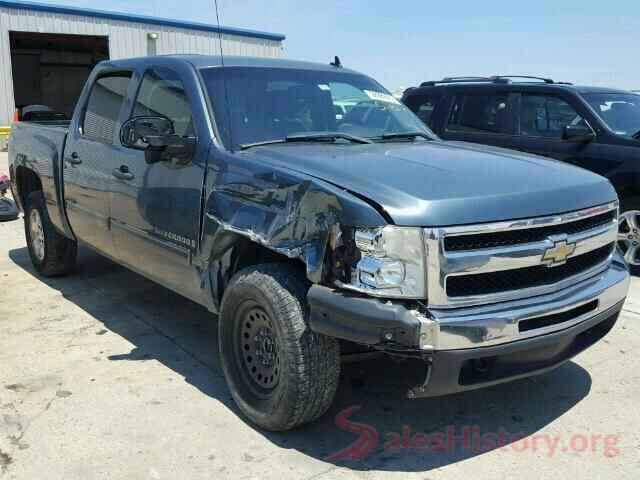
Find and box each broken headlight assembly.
[338,226,427,299]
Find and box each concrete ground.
[0,151,639,479]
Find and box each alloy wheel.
[618,210,640,266]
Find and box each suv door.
[516,93,601,164]
[110,66,204,301]
[440,91,519,150]
[63,71,134,257]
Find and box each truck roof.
[102,54,362,75]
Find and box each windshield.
[584,93,640,137]
[201,66,435,150]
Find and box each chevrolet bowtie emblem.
[543,240,576,267]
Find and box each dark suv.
[402,76,640,271]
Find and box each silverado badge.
[543,240,576,267]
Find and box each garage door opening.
[10,31,109,120]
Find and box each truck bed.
[9,121,71,237]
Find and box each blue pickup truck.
[8,55,630,431]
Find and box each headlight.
[341,226,427,299]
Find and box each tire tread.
[220,263,340,430]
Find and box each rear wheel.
[24,191,77,276]
[618,198,640,275]
[219,264,340,431]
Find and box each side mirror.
[120,116,195,165]
[563,124,595,143]
[120,116,175,150]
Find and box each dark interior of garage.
[10,31,109,119]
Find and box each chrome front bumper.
[421,251,630,351]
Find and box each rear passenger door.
[440,91,520,150]
[63,71,134,258]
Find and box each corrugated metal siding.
[0,6,283,125]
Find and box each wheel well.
[15,166,42,207]
[620,195,640,211]
[216,238,306,306]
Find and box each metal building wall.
[0,6,283,125]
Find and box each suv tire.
[219,264,340,431]
[619,197,640,275]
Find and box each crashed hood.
[243,140,617,226]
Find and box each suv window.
[133,67,194,136]
[416,100,436,125]
[520,94,585,138]
[447,93,509,134]
[404,93,439,126]
[83,73,132,143]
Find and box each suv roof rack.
[420,77,492,87]
[419,75,571,88]
[492,75,554,84]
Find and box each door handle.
[66,152,82,165]
[112,165,134,181]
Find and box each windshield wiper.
[286,132,373,144]
[633,129,640,139]
[240,132,373,150]
[373,132,434,141]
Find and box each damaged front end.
[194,149,392,310]
[193,149,630,401]
[307,283,437,398]
[192,150,437,396]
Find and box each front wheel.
[618,198,640,275]
[219,264,340,431]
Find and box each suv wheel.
[24,191,77,276]
[618,198,640,274]
[218,264,340,431]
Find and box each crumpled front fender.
[193,149,389,310]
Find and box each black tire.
[619,197,640,276]
[219,264,340,431]
[0,197,19,222]
[24,191,77,276]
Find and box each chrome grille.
[443,210,616,251]
[446,243,615,297]
[424,202,619,308]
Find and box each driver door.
[110,66,203,301]
[516,93,605,173]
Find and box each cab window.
[133,67,195,137]
[82,73,132,143]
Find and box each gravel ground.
[1,152,639,479]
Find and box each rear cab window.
[81,73,133,143]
